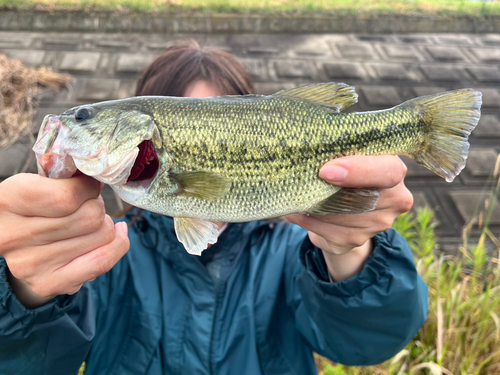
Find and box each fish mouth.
[33,114,161,190]
[109,138,163,205]
[124,139,160,187]
[33,115,78,179]
[127,140,160,183]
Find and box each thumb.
[319,155,407,189]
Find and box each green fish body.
[33,83,482,254]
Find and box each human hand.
[286,155,412,256]
[0,174,130,308]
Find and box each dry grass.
[0,54,73,149]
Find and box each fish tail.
[406,89,482,182]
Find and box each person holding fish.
[0,40,481,374]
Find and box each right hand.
[0,173,130,308]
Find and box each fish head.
[33,102,165,189]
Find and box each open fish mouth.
[126,140,160,184]
[33,115,161,188]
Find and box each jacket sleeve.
[284,228,428,366]
[0,256,96,375]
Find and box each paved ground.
[1,31,499,250]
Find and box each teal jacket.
[0,211,428,375]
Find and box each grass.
[317,157,500,375]
[0,54,73,149]
[1,0,500,16]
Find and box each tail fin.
[407,89,482,182]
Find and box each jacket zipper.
[208,279,226,375]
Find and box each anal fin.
[174,217,219,255]
[308,188,380,215]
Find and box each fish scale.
[128,97,428,222]
[33,83,481,254]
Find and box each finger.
[25,197,106,245]
[286,214,372,249]
[285,182,412,227]
[319,155,407,189]
[289,211,382,229]
[7,215,117,279]
[53,222,130,294]
[286,212,366,229]
[3,173,102,218]
[42,215,117,267]
[375,182,413,212]
[287,209,389,233]
[287,184,411,237]
[0,197,105,251]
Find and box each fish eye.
[75,107,92,122]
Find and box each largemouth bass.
[33,83,482,255]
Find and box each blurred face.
[183,80,221,98]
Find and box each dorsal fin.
[273,83,358,113]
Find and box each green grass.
[1,0,500,16]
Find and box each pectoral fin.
[172,171,232,200]
[308,188,380,215]
[174,217,219,255]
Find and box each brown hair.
[135,40,254,97]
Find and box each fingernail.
[97,194,104,202]
[319,165,348,182]
[117,221,128,235]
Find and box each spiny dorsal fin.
[273,83,358,113]
[171,171,232,200]
[308,187,380,215]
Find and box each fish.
[33,83,482,255]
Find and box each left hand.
[286,155,413,256]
